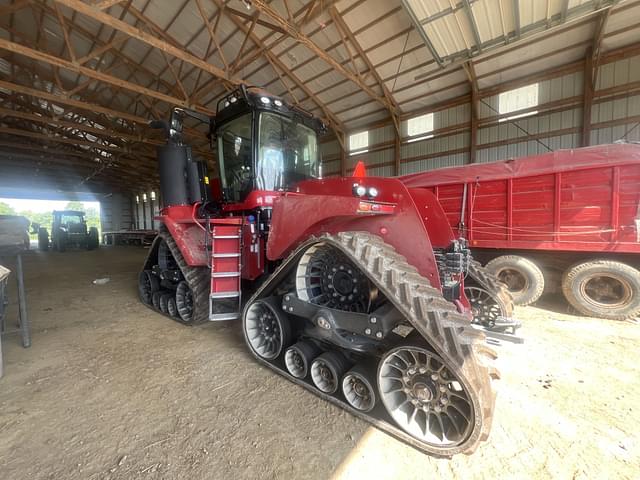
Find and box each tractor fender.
[267,177,456,290]
[159,206,209,266]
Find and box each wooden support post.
[340,132,347,178]
[470,86,478,163]
[394,129,401,176]
[582,47,594,147]
[464,61,479,163]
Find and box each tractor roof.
[53,210,85,215]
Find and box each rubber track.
[467,260,514,319]
[244,231,499,456]
[141,226,210,325]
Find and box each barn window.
[407,113,434,142]
[349,131,368,155]
[499,83,539,121]
[150,191,156,201]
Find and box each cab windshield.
[257,112,319,191]
[217,113,252,202]
[217,111,319,202]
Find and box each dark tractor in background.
[36,210,99,252]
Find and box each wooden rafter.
[249,0,395,115]
[329,6,401,134]
[54,0,240,88]
[209,0,345,137]
[0,38,207,113]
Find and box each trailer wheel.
[486,255,544,306]
[562,260,640,320]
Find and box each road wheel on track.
[342,364,377,412]
[167,297,178,318]
[311,351,351,394]
[244,298,291,360]
[285,341,321,378]
[562,260,640,320]
[151,291,162,310]
[486,255,544,305]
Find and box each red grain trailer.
[400,143,640,320]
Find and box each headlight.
[354,184,367,197]
[367,187,378,198]
[274,99,283,107]
[260,96,271,104]
[229,96,237,103]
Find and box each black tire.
[55,230,67,252]
[38,228,49,252]
[87,227,99,250]
[562,260,640,320]
[167,297,178,318]
[159,293,172,314]
[486,255,544,306]
[151,291,162,310]
[138,270,160,305]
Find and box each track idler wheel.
[310,351,351,394]
[342,364,377,412]
[378,346,474,449]
[285,341,321,378]
[244,298,291,360]
[138,270,159,305]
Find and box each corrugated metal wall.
[320,48,640,177]
[100,193,133,233]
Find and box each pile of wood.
[0,215,30,248]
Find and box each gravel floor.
[0,247,638,480]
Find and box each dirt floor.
[0,246,638,480]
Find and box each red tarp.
[399,143,640,188]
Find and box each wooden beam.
[582,47,594,147]
[210,0,344,134]
[0,0,30,16]
[194,0,228,70]
[463,61,479,162]
[250,0,395,115]
[329,6,401,134]
[95,0,123,10]
[53,1,77,62]
[54,0,242,87]
[340,132,347,177]
[0,79,147,125]
[0,38,205,112]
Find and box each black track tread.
[139,226,210,325]
[245,231,498,457]
[159,226,209,324]
[466,260,514,320]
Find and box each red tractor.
[139,86,507,456]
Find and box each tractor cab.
[54,210,87,233]
[212,86,325,204]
